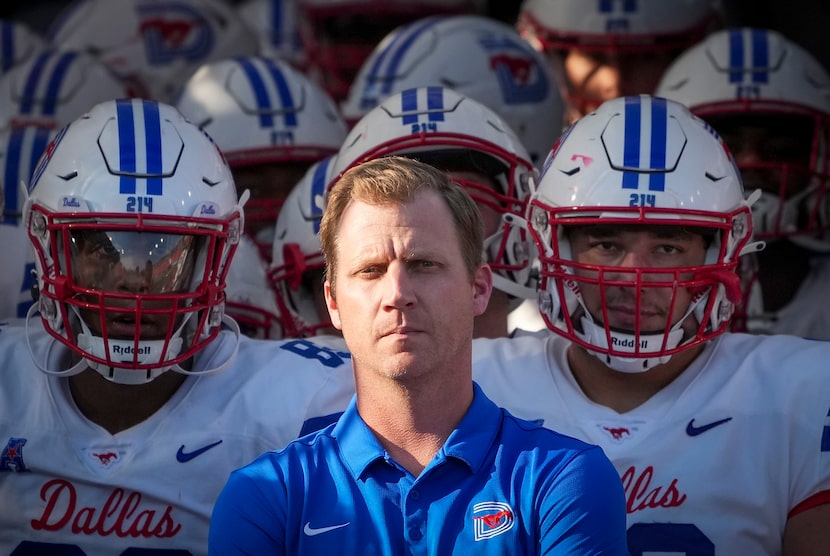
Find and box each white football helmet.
[656,28,830,252]
[297,0,481,101]
[341,14,565,165]
[0,124,54,225]
[0,50,131,132]
[269,156,335,337]
[23,99,245,384]
[48,0,258,102]
[518,0,717,49]
[333,86,539,300]
[0,19,47,76]
[518,0,719,117]
[176,55,347,240]
[225,234,284,340]
[529,95,760,373]
[236,0,306,66]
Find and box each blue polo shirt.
[209,383,628,555]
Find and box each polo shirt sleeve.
[540,445,630,555]
[208,456,287,555]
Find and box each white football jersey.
[0,223,36,320]
[0,322,355,556]
[472,332,830,554]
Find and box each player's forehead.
[566,223,709,241]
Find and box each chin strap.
[576,315,686,374]
[26,303,241,385]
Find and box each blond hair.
[320,156,484,298]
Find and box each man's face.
[567,225,708,334]
[560,49,678,121]
[69,229,198,340]
[324,190,491,382]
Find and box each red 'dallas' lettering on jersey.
[30,478,182,538]
[621,465,687,514]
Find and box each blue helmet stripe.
[237,57,274,128]
[42,52,77,117]
[143,100,163,195]
[378,18,444,96]
[426,86,444,122]
[751,28,769,84]
[1,21,14,73]
[728,30,743,83]
[116,99,137,195]
[622,96,641,190]
[265,58,297,127]
[29,126,50,187]
[270,0,284,47]
[648,97,667,192]
[310,157,331,233]
[20,52,50,115]
[599,0,636,13]
[401,88,419,125]
[3,127,24,223]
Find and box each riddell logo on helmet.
[111,345,151,356]
[611,337,647,349]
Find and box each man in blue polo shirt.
[208,156,629,555]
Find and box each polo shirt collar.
[333,383,502,479]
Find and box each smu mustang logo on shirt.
[472,501,515,540]
[0,437,29,472]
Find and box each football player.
[518,0,719,123]
[0,99,353,554]
[473,95,830,553]
[656,28,830,339]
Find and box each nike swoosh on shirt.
[303,522,350,536]
[176,440,223,462]
[686,417,732,437]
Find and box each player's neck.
[566,344,703,414]
[355,373,474,476]
[473,293,510,339]
[68,368,188,435]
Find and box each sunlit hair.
[320,156,483,298]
